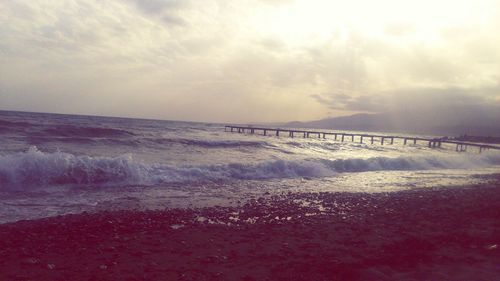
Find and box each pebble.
[21,258,39,265]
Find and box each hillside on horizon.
[284,110,500,137]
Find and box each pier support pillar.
[223,127,498,155]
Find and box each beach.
[1,179,499,281]
[1,111,500,280]
[3,0,500,279]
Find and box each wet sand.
[1,182,499,281]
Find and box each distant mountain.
[284,111,500,137]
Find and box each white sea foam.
[0,147,499,188]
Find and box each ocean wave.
[0,119,33,128]
[0,147,499,188]
[285,140,342,151]
[284,140,389,152]
[23,134,269,149]
[0,147,143,187]
[144,138,271,148]
[0,120,136,138]
[0,119,34,134]
[26,136,141,147]
[41,125,134,138]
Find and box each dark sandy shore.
[1,182,499,281]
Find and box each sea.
[1,110,499,224]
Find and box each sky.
[1,0,500,123]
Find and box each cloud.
[311,85,500,118]
[125,0,190,26]
[127,0,186,14]
[310,93,384,112]
[257,0,295,6]
[1,0,500,123]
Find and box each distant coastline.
[285,112,500,137]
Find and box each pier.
[225,126,500,153]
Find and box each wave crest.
[0,147,143,186]
[1,147,499,188]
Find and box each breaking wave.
[1,147,499,188]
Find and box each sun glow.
[249,0,494,47]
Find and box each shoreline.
[1,183,499,280]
